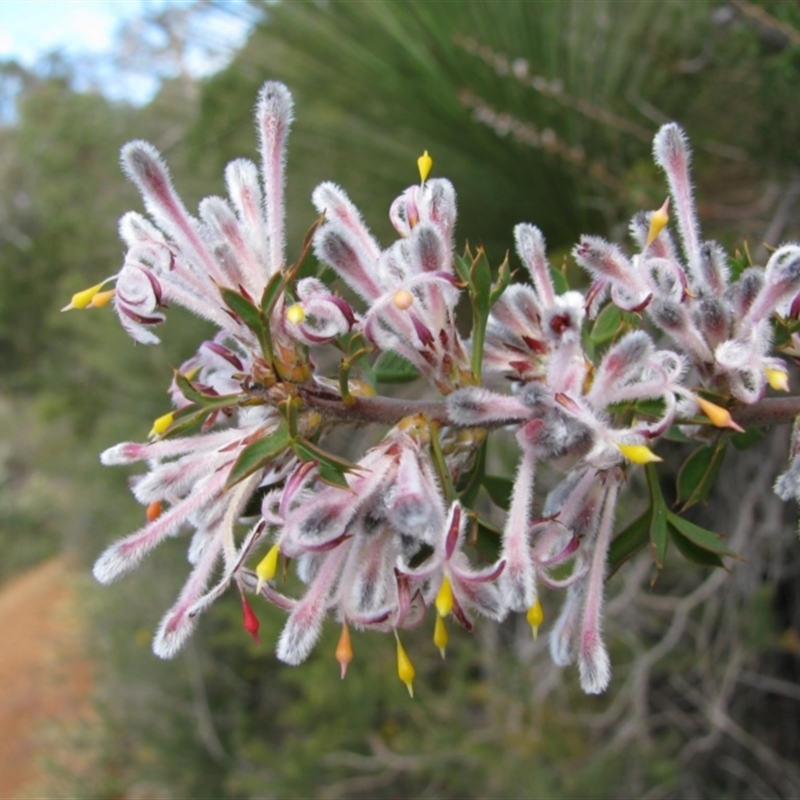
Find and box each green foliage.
[372,351,420,385]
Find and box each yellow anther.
[394,631,416,698]
[417,150,433,184]
[336,622,354,680]
[255,543,280,594]
[645,197,670,247]
[434,614,448,658]
[89,289,116,308]
[694,396,744,433]
[765,367,790,393]
[526,598,544,640]
[617,443,663,465]
[149,411,175,438]
[62,281,105,311]
[393,289,414,310]
[435,575,454,618]
[286,303,306,325]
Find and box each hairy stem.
[298,384,800,431]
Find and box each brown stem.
[732,396,800,428]
[300,382,800,432]
[300,387,451,426]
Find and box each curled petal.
[93,470,228,584]
[276,544,347,665]
[152,534,223,659]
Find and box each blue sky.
[0,1,255,103]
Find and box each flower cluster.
[66,81,800,697]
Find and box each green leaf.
[317,462,350,488]
[293,438,362,474]
[675,441,727,511]
[220,287,264,335]
[650,497,668,568]
[454,251,472,284]
[664,425,694,443]
[158,406,208,438]
[668,524,725,568]
[607,510,651,579]
[428,421,456,503]
[731,426,764,451]
[489,255,511,306]
[373,350,420,384]
[469,248,492,313]
[549,265,569,294]
[171,373,242,411]
[260,270,285,318]
[468,248,493,381]
[633,398,667,418]
[590,303,622,345]
[482,474,514,511]
[666,511,738,559]
[728,244,750,283]
[226,424,290,488]
[456,440,486,508]
[474,520,502,562]
[172,371,209,405]
[279,397,301,439]
[646,464,668,568]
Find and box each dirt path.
[0,558,93,798]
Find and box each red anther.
[146,500,163,522]
[241,595,260,644]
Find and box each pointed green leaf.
[428,421,456,504]
[318,462,350,489]
[489,255,511,306]
[279,397,300,439]
[607,509,651,579]
[260,270,285,318]
[664,425,693,443]
[457,440,486,508]
[373,351,420,384]
[220,287,263,334]
[668,524,725,568]
[469,248,493,313]
[158,406,207,438]
[666,511,738,559]
[731,426,764,451]
[633,398,667,418]
[482,474,514,511]
[650,497,668,568]
[173,371,209,405]
[293,438,362,474]
[474,520,502,562]
[549,265,569,294]
[468,249,493,382]
[676,441,727,511]
[728,245,750,283]
[171,373,241,410]
[226,424,291,488]
[454,251,472,284]
[590,303,622,345]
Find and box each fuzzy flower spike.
[86,82,326,658]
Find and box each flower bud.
[395,632,416,698]
[417,150,433,183]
